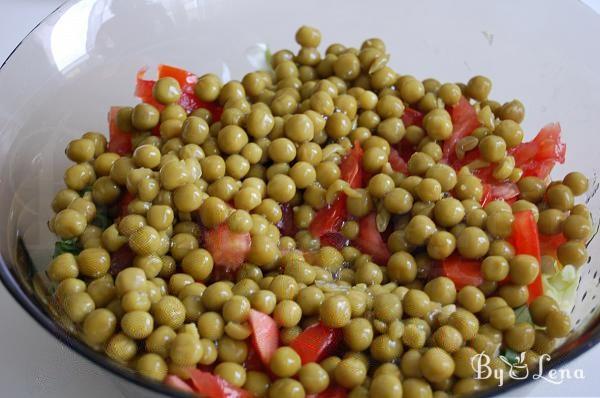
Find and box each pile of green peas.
[46,25,592,398]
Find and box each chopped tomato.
[320,232,349,250]
[134,68,163,110]
[290,323,343,365]
[135,65,223,120]
[244,343,267,372]
[134,68,155,101]
[109,245,135,276]
[539,233,567,259]
[204,224,251,271]
[277,203,297,237]
[339,141,364,188]
[510,123,565,179]
[189,369,253,398]
[481,182,520,206]
[309,142,366,238]
[396,139,417,163]
[441,254,483,289]
[308,195,347,238]
[352,213,391,265]
[442,97,480,164]
[248,309,279,366]
[158,64,197,88]
[107,107,132,155]
[389,148,408,174]
[401,107,424,127]
[308,385,348,398]
[510,210,543,302]
[118,191,135,217]
[164,375,194,393]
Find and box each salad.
[46,25,592,397]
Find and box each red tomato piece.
[248,309,279,366]
[307,385,348,398]
[107,107,133,156]
[189,369,253,398]
[156,64,225,119]
[339,141,364,188]
[442,97,480,164]
[320,232,349,250]
[520,159,556,179]
[178,92,202,113]
[309,141,366,238]
[308,195,348,238]
[510,210,543,302]
[244,343,267,372]
[389,147,408,174]
[277,203,298,237]
[204,224,251,271]
[480,182,520,206]
[109,245,135,276]
[118,191,135,217]
[164,375,194,393]
[511,210,542,261]
[134,67,155,100]
[290,323,343,365]
[396,139,417,163]
[351,213,391,265]
[511,123,565,179]
[441,254,483,289]
[158,64,197,89]
[401,107,424,127]
[539,233,567,259]
[134,68,164,111]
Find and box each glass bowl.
[0,0,599,397]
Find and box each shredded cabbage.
[542,265,581,313]
[244,43,272,72]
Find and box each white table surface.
[1,1,600,397]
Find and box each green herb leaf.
[78,186,92,196]
[500,348,519,365]
[514,305,533,324]
[92,205,111,229]
[53,238,81,258]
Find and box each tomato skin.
[107,107,133,155]
[164,375,194,393]
[134,68,155,101]
[441,254,483,289]
[109,245,135,276]
[510,210,543,302]
[118,191,135,218]
[135,65,223,120]
[307,385,348,398]
[481,182,519,206]
[339,141,364,188]
[389,148,408,174]
[158,64,197,88]
[539,233,567,259]
[351,213,390,265]
[401,107,424,127]
[309,195,348,238]
[442,97,480,164]
[189,369,253,398]
[290,323,343,365]
[320,232,349,250]
[309,142,365,238]
[248,309,279,366]
[204,224,251,271]
[277,203,297,237]
[510,123,565,178]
